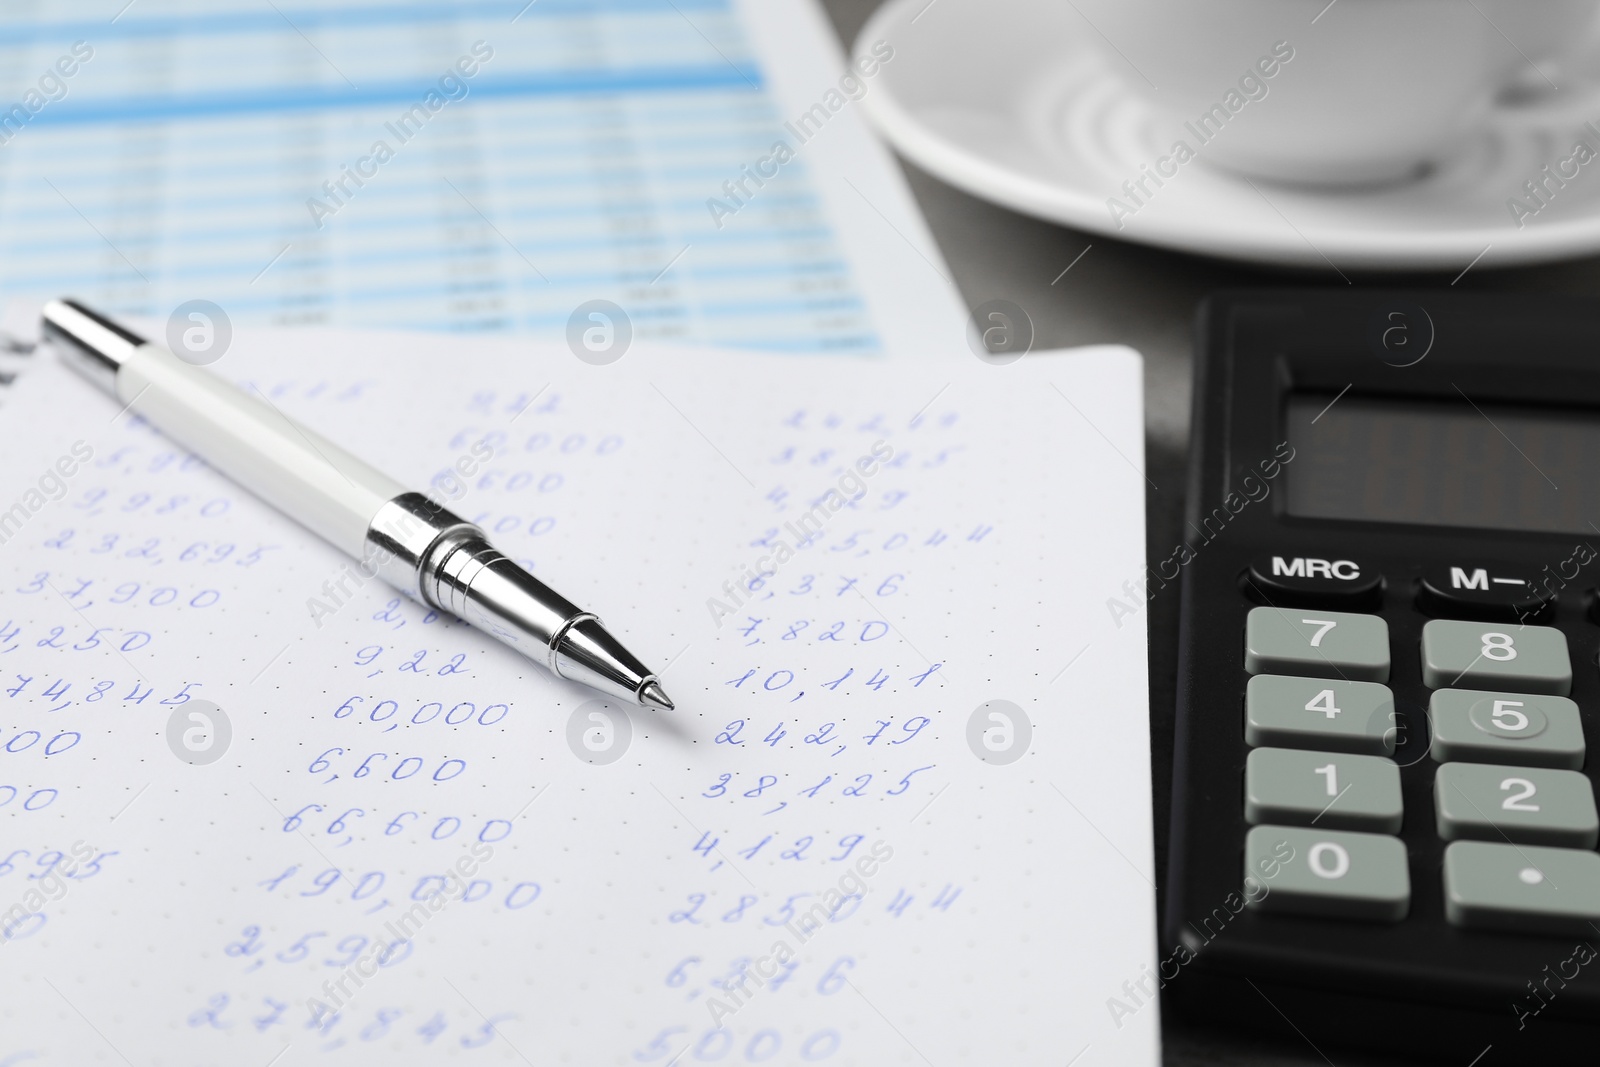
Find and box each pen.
[40,298,674,713]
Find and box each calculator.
[1165,290,1600,1061]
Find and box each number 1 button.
[1246,748,1403,833]
[1420,620,1571,695]
[1245,607,1390,681]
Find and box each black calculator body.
[1165,290,1600,1061]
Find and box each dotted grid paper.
[0,328,1154,1065]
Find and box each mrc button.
[1246,555,1381,607]
[1418,562,1553,622]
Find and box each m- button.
[1247,554,1382,609]
[1418,562,1552,622]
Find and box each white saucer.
[856,0,1600,270]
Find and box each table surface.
[818,1,1600,1063]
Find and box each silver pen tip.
[639,681,675,712]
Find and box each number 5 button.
[1434,763,1598,847]
[1427,689,1585,769]
[1244,608,1390,681]
[1419,620,1571,695]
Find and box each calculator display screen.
[1284,393,1600,535]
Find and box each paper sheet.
[0,329,1156,1065]
[0,0,964,355]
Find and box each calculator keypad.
[1244,675,1396,755]
[1244,607,1390,681]
[1427,689,1586,769]
[1442,841,1600,935]
[1245,825,1410,921]
[1245,748,1403,833]
[1237,586,1597,934]
[1433,763,1598,848]
[1419,619,1572,695]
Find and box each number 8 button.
[1419,620,1572,695]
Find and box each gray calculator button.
[1419,620,1571,695]
[1443,840,1600,934]
[1244,825,1410,922]
[1245,675,1396,756]
[1245,608,1390,681]
[1245,748,1403,833]
[1428,689,1586,769]
[1434,763,1598,848]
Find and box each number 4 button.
[1245,676,1396,756]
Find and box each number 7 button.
[1245,607,1390,682]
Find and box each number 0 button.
[1244,825,1410,922]
[1244,608,1390,682]
[1419,620,1571,694]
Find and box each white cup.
[1071,0,1600,185]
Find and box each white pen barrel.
[119,344,406,558]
